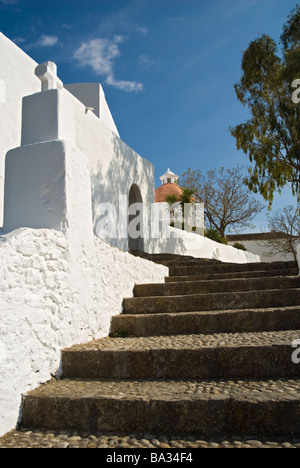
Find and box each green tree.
[230,5,300,206]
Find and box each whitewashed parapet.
[147,227,261,264]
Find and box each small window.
[167,178,171,183]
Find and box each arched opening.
[128,184,144,253]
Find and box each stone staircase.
[19,254,300,438]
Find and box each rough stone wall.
[0,228,168,436]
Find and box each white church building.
[0,31,262,261]
[0,32,262,436]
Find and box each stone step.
[19,377,300,437]
[131,251,222,264]
[110,307,300,337]
[15,253,300,441]
[123,288,300,314]
[146,259,224,267]
[165,267,299,283]
[60,330,300,380]
[169,261,298,277]
[134,276,300,297]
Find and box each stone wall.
[0,228,168,436]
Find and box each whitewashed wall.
[228,239,297,263]
[0,33,41,227]
[64,83,120,137]
[17,87,155,251]
[148,227,260,264]
[0,34,154,251]
[0,228,168,436]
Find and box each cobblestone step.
[165,267,299,282]
[19,378,300,437]
[15,257,300,441]
[110,307,300,337]
[3,429,300,448]
[131,251,222,265]
[123,288,300,314]
[60,330,300,380]
[134,276,300,297]
[168,261,298,277]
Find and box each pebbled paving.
[64,329,300,351]
[19,377,300,401]
[1,429,300,448]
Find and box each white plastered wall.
[4,82,259,265]
[228,239,297,263]
[149,226,260,263]
[17,87,155,251]
[64,83,120,137]
[3,140,93,238]
[0,228,168,436]
[0,33,41,227]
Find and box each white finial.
[35,61,63,92]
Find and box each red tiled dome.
[155,183,183,203]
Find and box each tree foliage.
[180,166,264,237]
[165,188,196,230]
[230,5,300,205]
[204,228,228,245]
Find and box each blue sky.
[0,0,299,232]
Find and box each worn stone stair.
[19,255,300,438]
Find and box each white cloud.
[106,75,144,92]
[37,35,59,47]
[74,37,121,75]
[139,54,154,70]
[12,37,26,44]
[136,26,148,35]
[73,36,144,93]
[25,34,59,50]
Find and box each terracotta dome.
[155,183,183,203]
